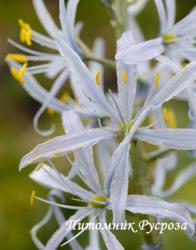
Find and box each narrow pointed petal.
[154,163,196,198]
[104,139,130,196]
[49,190,83,250]
[146,62,196,110]
[110,144,130,223]
[31,208,53,250]
[86,216,100,250]
[67,0,80,30]
[30,164,93,199]
[152,153,177,195]
[116,62,137,121]
[32,0,59,37]
[99,211,124,250]
[59,0,80,52]
[45,208,92,250]
[127,195,195,236]
[19,128,113,170]
[137,128,196,150]
[62,111,101,193]
[56,37,120,121]
[33,70,68,136]
[7,61,66,113]
[154,0,167,33]
[165,0,176,29]
[116,37,164,65]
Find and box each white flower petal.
[45,208,92,250]
[127,195,195,236]
[67,0,80,31]
[116,31,137,120]
[7,61,66,113]
[137,128,196,150]
[152,153,177,195]
[20,128,113,170]
[146,62,196,110]
[31,208,53,250]
[32,0,59,37]
[30,164,94,199]
[110,144,130,223]
[155,163,196,198]
[154,0,167,33]
[49,190,83,250]
[165,0,176,29]
[62,111,102,193]
[116,38,164,65]
[56,37,118,120]
[33,70,69,136]
[99,211,124,250]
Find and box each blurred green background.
[0,0,195,249]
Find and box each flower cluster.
[6,0,196,249]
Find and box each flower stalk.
[131,140,163,249]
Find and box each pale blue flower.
[29,157,195,249]
[116,1,196,65]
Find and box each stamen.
[5,54,28,63]
[163,108,176,128]
[18,19,32,46]
[163,107,169,124]
[122,69,127,84]
[10,63,28,85]
[89,195,107,208]
[95,71,101,86]
[30,190,36,206]
[155,72,160,89]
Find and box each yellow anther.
[30,190,36,206]
[164,108,176,128]
[90,195,107,208]
[18,19,32,46]
[10,63,28,85]
[163,108,169,124]
[163,34,177,41]
[5,54,28,63]
[122,69,127,84]
[95,71,101,86]
[47,107,55,117]
[36,162,44,171]
[60,92,69,103]
[155,72,160,89]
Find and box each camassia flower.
[19,27,196,223]
[116,0,196,66]
[27,111,195,249]
[5,0,87,136]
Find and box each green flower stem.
[131,140,163,250]
[112,0,128,38]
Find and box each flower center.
[89,195,107,208]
